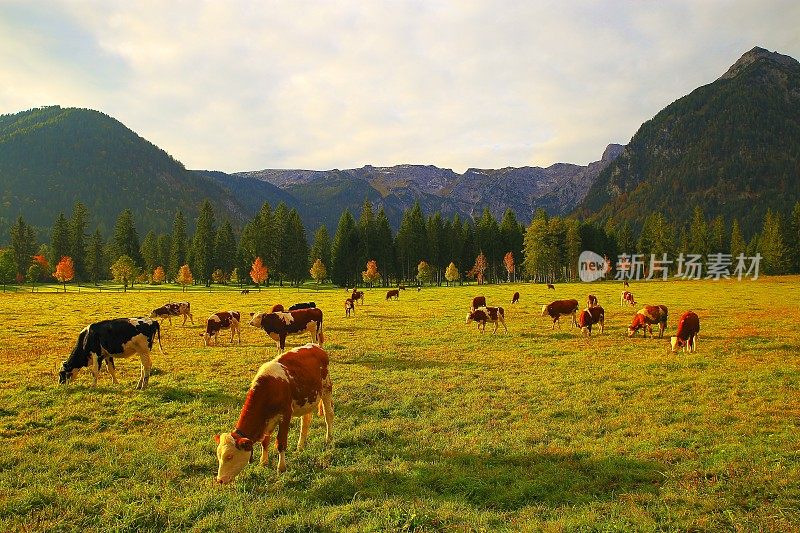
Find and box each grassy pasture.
[0,278,798,531]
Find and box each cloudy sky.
[1,1,798,173]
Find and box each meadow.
[0,278,798,532]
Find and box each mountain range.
[0,45,798,240]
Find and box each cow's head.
[540,305,548,317]
[670,336,682,352]
[149,309,159,319]
[465,311,474,324]
[200,332,211,346]
[57,361,76,384]
[214,432,253,484]
[249,312,264,328]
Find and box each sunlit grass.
[0,278,798,531]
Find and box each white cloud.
[1,0,798,172]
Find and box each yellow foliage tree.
[111,255,138,292]
[417,260,434,285]
[176,264,193,292]
[309,258,327,284]
[212,268,227,284]
[152,266,166,284]
[444,262,460,286]
[361,259,380,286]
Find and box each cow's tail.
[155,321,164,354]
[317,317,324,346]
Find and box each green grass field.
[0,278,798,531]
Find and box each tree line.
[1,199,798,289]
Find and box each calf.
[547,284,555,290]
[344,298,354,317]
[289,302,316,311]
[671,311,700,352]
[202,311,241,346]
[241,289,250,294]
[620,291,636,306]
[214,344,333,483]
[150,302,193,325]
[351,290,365,305]
[577,306,605,336]
[541,299,579,329]
[250,308,324,352]
[466,306,507,334]
[386,289,400,300]
[398,285,406,290]
[511,292,520,304]
[628,305,669,338]
[471,295,487,311]
[587,294,598,308]
[623,280,630,288]
[58,318,162,389]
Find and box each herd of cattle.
[55,283,701,483]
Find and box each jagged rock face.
[234,144,624,224]
[719,46,799,80]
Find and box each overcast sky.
[1,1,798,173]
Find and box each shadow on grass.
[149,386,240,406]
[311,449,664,511]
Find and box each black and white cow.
[58,318,162,390]
[150,302,193,325]
[288,302,316,311]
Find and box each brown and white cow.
[386,289,400,300]
[511,292,520,304]
[214,343,333,483]
[249,308,324,352]
[547,284,556,290]
[620,291,636,306]
[150,302,194,325]
[350,290,365,305]
[201,311,241,346]
[577,306,605,336]
[587,294,598,308]
[541,299,579,329]
[628,305,668,338]
[671,311,700,352]
[471,295,487,311]
[465,306,507,334]
[344,298,354,317]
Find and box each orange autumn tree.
[309,259,327,284]
[250,257,268,290]
[152,266,166,284]
[176,264,193,292]
[468,251,488,285]
[503,251,515,282]
[54,256,75,292]
[362,259,380,286]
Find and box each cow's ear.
[213,434,221,444]
[236,438,253,451]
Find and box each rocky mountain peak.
[720,46,800,80]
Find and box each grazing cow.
[58,318,162,389]
[587,294,598,308]
[623,280,630,288]
[547,284,556,290]
[386,289,400,300]
[202,311,241,346]
[214,343,333,483]
[250,308,324,352]
[471,295,487,311]
[344,298,354,317]
[511,292,520,304]
[350,290,365,305]
[541,299,579,329]
[577,306,605,336]
[271,304,285,313]
[289,302,316,311]
[620,291,636,306]
[671,311,700,352]
[241,289,250,295]
[398,285,406,290]
[628,305,669,338]
[150,302,193,325]
[465,306,507,334]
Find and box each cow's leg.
[189,313,194,324]
[308,322,318,344]
[492,321,498,334]
[600,319,605,334]
[137,350,153,390]
[275,411,292,474]
[501,317,508,333]
[105,357,119,384]
[168,316,172,326]
[280,334,287,352]
[88,353,100,386]
[181,314,187,326]
[260,431,272,466]
[297,413,312,451]
[320,394,334,446]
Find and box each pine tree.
[310,226,332,276]
[50,213,71,267]
[426,213,445,285]
[213,220,237,276]
[475,208,501,282]
[272,203,290,284]
[759,209,789,274]
[709,215,727,254]
[157,234,171,275]
[168,211,188,280]
[112,209,143,266]
[190,200,216,286]
[69,202,89,280]
[689,206,709,258]
[86,229,105,284]
[790,202,800,273]
[730,219,746,262]
[284,210,309,285]
[374,208,394,286]
[500,209,524,270]
[0,250,15,290]
[141,231,159,273]
[357,199,376,272]
[10,216,37,277]
[331,210,359,287]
